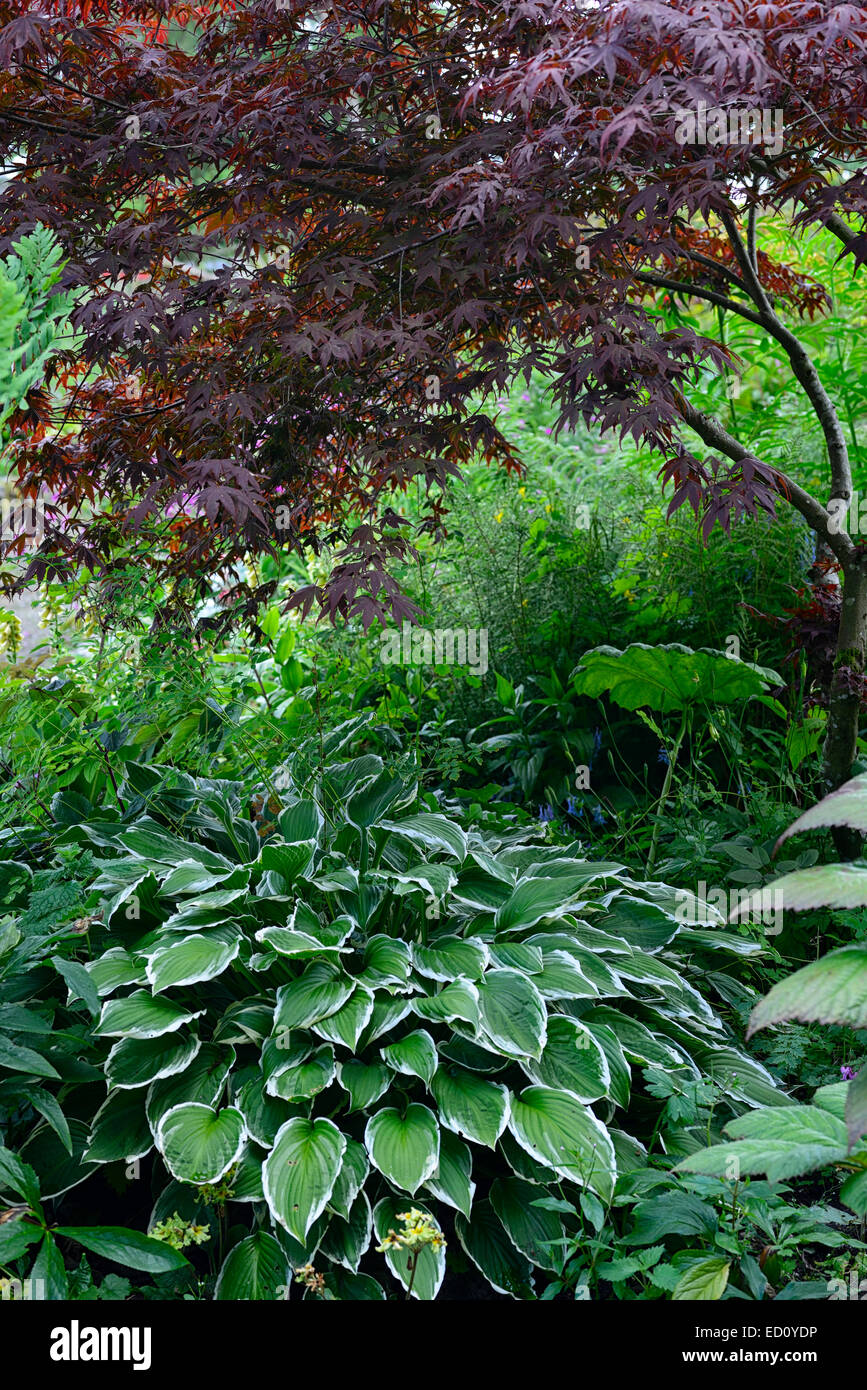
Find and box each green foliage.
[0,719,782,1300]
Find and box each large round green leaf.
[380,1030,438,1086]
[156,1103,246,1183]
[365,1104,440,1193]
[571,643,779,713]
[424,1129,475,1219]
[263,1116,346,1243]
[508,1086,616,1200]
[86,1089,153,1165]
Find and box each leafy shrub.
[0,717,783,1299]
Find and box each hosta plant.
[0,718,785,1299]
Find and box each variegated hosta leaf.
[431,1067,509,1148]
[264,1117,347,1243]
[508,1086,617,1201]
[156,1103,247,1184]
[365,1104,440,1193]
[95,991,205,1040]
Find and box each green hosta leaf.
[508,1086,616,1201]
[85,946,147,998]
[232,1078,292,1149]
[477,969,546,1059]
[380,1030,438,1086]
[311,986,375,1052]
[373,1196,445,1300]
[328,1138,370,1220]
[412,981,479,1028]
[20,1120,98,1200]
[490,1176,564,1272]
[454,1200,534,1298]
[494,876,589,932]
[487,942,544,973]
[748,946,867,1036]
[274,963,355,1031]
[346,769,407,828]
[601,897,680,952]
[411,937,488,982]
[677,1105,850,1183]
[337,1059,392,1112]
[260,840,317,883]
[431,1067,509,1148]
[265,1045,335,1102]
[365,1104,440,1194]
[255,927,347,958]
[157,1104,246,1184]
[583,1022,631,1109]
[215,1231,289,1300]
[96,991,204,1040]
[532,951,597,1001]
[86,1089,153,1165]
[277,798,321,841]
[672,1256,731,1301]
[263,1117,346,1243]
[230,1144,265,1202]
[146,1044,233,1135]
[319,1191,373,1273]
[571,643,778,713]
[145,929,240,993]
[55,1226,189,1275]
[521,1016,609,1101]
[380,813,467,861]
[106,1033,201,1091]
[360,935,412,989]
[424,1130,474,1219]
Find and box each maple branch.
[676,393,854,567]
[634,272,766,327]
[720,209,852,511]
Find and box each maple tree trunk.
[820,557,867,859]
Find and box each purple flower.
[658,746,669,766]
[841,1065,857,1081]
[591,804,606,826]
[566,795,578,816]
[538,803,555,823]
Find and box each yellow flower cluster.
[376,1208,446,1254]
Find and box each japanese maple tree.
[1,0,866,830]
